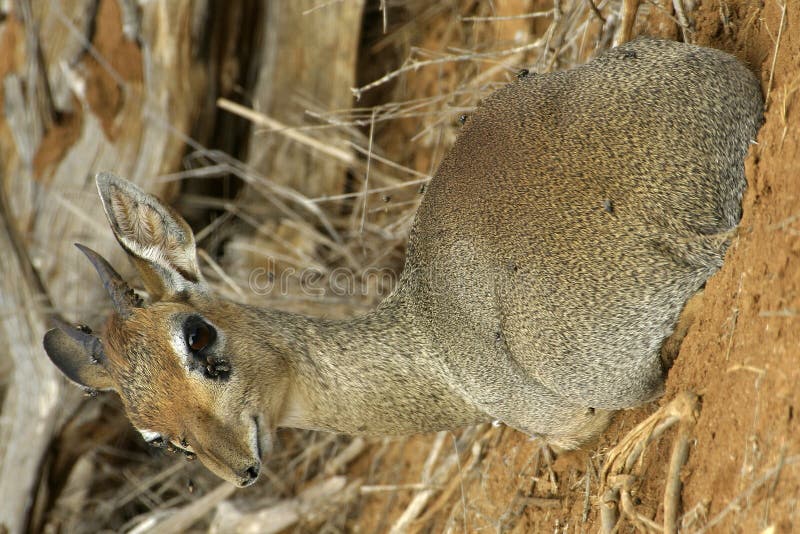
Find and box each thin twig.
[460,10,554,22]
[352,38,549,98]
[197,248,247,298]
[600,488,620,534]
[217,98,355,166]
[147,483,237,534]
[664,425,691,534]
[360,483,435,494]
[584,0,606,23]
[359,109,377,235]
[765,1,787,109]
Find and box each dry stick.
[112,462,186,510]
[310,177,431,203]
[218,98,355,167]
[389,455,459,533]
[738,365,765,500]
[169,155,345,248]
[352,38,549,98]
[369,199,420,214]
[408,441,483,533]
[582,463,592,523]
[302,0,344,16]
[759,308,798,317]
[765,1,787,110]
[620,487,663,532]
[584,0,606,23]
[225,100,421,193]
[324,437,366,475]
[389,428,477,533]
[194,210,233,243]
[600,488,620,534]
[460,10,554,22]
[672,0,692,43]
[541,444,559,492]
[454,434,470,534]
[117,469,162,512]
[308,91,464,128]
[526,497,561,509]
[360,484,435,494]
[762,447,787,526]
[358,109,377,235]
[149,483,237,534]
[349,142,431,179]
[663,424,691,534]
[421,432,448,482]
[615,414,680,475]
[727,364,766,376]
[495,445,542,528]
[600,393,699,532]
[197,248,247,298]
[153,163,231,183]
[613,0,641,47]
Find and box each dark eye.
[182,316,229,380]
[184,317,215,353]
[147,436,165,448]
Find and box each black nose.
[239,464,260,487]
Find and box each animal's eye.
[188,325,211,351]
[184,317,215,353]
[182,316,229,380]
[147,436,165,448]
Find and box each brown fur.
[43,38,763,486]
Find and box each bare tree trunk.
[0,186,62,534]
[246,0,365,198]
[0,0,368,531]
[0,1,217,531]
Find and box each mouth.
[253,414,273,461]
[253,415,263,459]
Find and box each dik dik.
[44,38,762,487]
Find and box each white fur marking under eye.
[170,326,192,368]
[139,429,161,442]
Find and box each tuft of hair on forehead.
[101,309,187,385]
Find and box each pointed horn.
[75,243,142,319]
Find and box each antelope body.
[44,38,763,487]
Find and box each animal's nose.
[239,464,260,487]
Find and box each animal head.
[43,173,286,487]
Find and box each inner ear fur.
[95,172,207,301]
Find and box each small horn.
[75,243,142,319]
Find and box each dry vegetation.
[0,1,798,533]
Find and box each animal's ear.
[95,172,207,301]
[43,324,115,392]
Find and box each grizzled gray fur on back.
[401,36,763,444]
